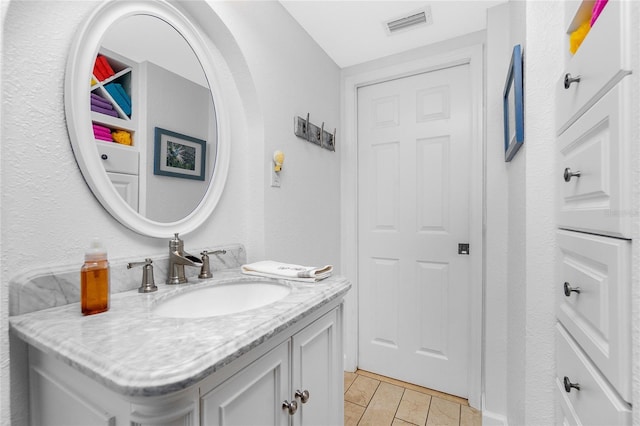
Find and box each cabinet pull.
[282,400,298,415]
[563,167,581,182]
[563,282,581,297]
[295,389,310,403]
[101,154,108,160]
[563,376,580,393]
[564,73,581,89]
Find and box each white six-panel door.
[357,64,472,398]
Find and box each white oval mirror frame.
[65,0,230,238]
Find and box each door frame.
[340,44,484,408]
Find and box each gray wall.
[145,61,212,222]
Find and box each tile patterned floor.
[344,370,482,426]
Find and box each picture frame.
[503,44,524,162]
[154,127,207,180]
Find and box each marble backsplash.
[9,244,246,316]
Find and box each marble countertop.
[9,269,351,397]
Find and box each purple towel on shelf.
[91,97,113,110]
[91,93,107,102]
[94,134,113,142]
[91,104,119,117]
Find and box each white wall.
[145,61,212,222]
[483,3,509,424]
[495,1,563,424]
[0,1,341,424]
[504,3,527,423]
[629,1,640,424]
[205,2,342,269]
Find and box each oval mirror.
[65,0,230,238]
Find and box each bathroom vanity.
[10,270,350,425]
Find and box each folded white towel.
[241,260,333,283]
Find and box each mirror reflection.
[91,14,216,223]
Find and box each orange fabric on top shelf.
[569,20,591,55]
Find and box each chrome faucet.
[167,233,203,285]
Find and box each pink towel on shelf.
[92,123,111,133]
[590,0,608,26]
[93,129,112,138]
[94,134,113,142]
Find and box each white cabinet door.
[201,341,290,426]
[291,307,342,426]
[107,171,139,211]
[555,0,630,134]
[557,81,632,239]
[555,323,631,426]
[556,230,631,401]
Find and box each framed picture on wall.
[503,44,524,162]
[154,127,207,180]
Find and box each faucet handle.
[198,251,212,279]
[198,249,226,279]
[127,258,158,293]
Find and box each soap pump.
[81,238,110,315]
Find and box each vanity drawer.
[555,323,631,426]
[557,81,631,238]
[96,140,138,175]
[556,230,631,401]
[556,0,630,135]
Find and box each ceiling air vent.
[385,7,433,34]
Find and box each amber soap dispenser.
[81,238,110,315]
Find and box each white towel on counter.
[241,260,333,283]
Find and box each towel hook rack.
[293,113,336,152]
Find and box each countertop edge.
[10,276,351,397]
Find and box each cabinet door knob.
[563,376,581,393]
[282,400,298,415]
[563,167,581,182]
[563,282,581,297]
[564,73,581,89]
[295,389,310,403]
[101,154,108,160]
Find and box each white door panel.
[358,65,471,398]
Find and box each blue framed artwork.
[154,127,207,181]
[503,44,524,162]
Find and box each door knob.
[564,73,581,89]
[282,400,298,415]
[563,167,581,182]
[563,376,580,393]
[295,389,310,403]
[563,282,581,297]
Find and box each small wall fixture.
[293,113,336,152]
[273,150,285,172]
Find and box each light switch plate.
[271,170,281,187]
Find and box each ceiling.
[280,1,506,68]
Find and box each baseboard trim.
[482,410,508,426]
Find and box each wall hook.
[305,113,310,140]
[293,114,336,152]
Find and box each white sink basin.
[152,281,291,318]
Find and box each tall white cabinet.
[554,1,633,424]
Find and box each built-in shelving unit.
[90,48,140,211]
[554,1,633,425]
